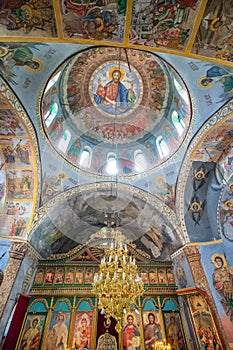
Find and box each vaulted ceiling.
[0,0,233,261]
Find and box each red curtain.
[3,294,30,350]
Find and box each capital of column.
[9,241,28,260]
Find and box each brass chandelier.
[92,229,144,333]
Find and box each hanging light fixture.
[92,229,144,333]
[91,48,144,332]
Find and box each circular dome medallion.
[63,47,171,144]
[89,60,143,116]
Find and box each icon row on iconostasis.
[33,265,176,286]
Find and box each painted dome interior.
[41,46,191,177]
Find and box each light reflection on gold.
[154,341,171,350]
[92,230,144,333]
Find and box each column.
[0,241,28,319]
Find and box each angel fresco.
[188,194,205,226]
[0,43,45,84]
[192,164,211,192]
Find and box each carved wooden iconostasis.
[14,245,225,350]
[17,256,184,350]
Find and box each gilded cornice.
[30,285,177,297]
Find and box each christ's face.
[148,315,155,324]
[127,316,134,325]
[112,71,121,83]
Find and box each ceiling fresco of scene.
[0,0,233,261]
[0,89,39,237]
[28,183,183,259]
[0,1,232,64]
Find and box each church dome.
[41,46,192,177]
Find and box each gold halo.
[108,66,125,81]
[124,312,135,325]
[214,49,230,60]
[191,201,200,210]
[155,176,166,185]
[176,265,184,275]
[195,171,205,179]
[209,17,220,31]
[211,254,227,267]
[46,187,53,195]
[58,171,66,181]
[224,199,233,209]
[21,5,33,19]
[198,76,214,88]
[26,58,43,72]
[56,311,66,321]
[95,17,104,32]
[0,46,8,57]
[30,316,40,327]
[79,312,91,327]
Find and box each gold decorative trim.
[52,297,72,311]
[76,297,94,310]
[27,297,49,311]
